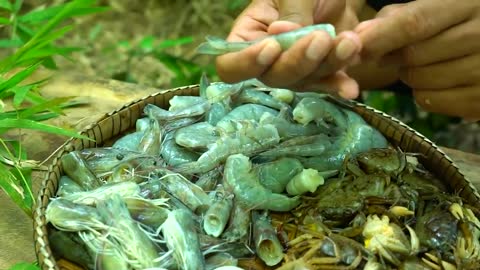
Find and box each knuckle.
[403,9,429,39]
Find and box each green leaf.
[18,46,82,63]
[40,56,57,70]
[4,140,27,160]
[0,16,10,24]
[19,96,74,118]
[0,119,91,140]
[18,5,109,23]
[12,85,33,107]
[88,23,103,41]
[139,36,154,53]
[0,38,23,48]
[0,1,12,11]
[0,163,31,216]
[12,0,23,13]
[0,61,42,93]
[10,166,33,212]
[157,37,194,50]
[8,261,40,270]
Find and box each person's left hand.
[355,0,480,119]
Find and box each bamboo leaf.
[0,38,23,48]
[12,85,33,107]
[18,46,82,62]
[0,16,10,24]
[8,262,40,270]
[10,166,33,212]
[0,163,31,216]
[0,1,12,11]
[156,36,193,49]
[0,62,42,93]
[19,96,74,118]
[0,119,91,140]
[12,0,23,13]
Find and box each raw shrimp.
[222,202,251,242]
[57,175,84,196]
[252,211,284,266]
[195,167,223,192]
[152,168,211,213]
[160,131,200,167]
[123,197,170,230]
[169,96,207,111]
[137,118,162,155]
[77,147,146,175]
[234,88,289,111]
[224,154,300,212]
[203,185,234,237]
[96,194,161,269]
[196,24,335,55]
[259,112,325,139]
[61,151,102,190]
[112,131,144,151]
[206,102,230,126]
[61,181,140,205]
[216,104,278,133]
[253,157,304,193]
[300,110,388,171]
[144,101,210,122]
[177,122,280,174]
[292,97,347,130]
[48,230,95,270]
[45,198,107,232]
[259,134,332,158]
[175,122,220,149]
[161,209,206,270]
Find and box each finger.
[259,30,333,87]
[383,19,480,67]
[400,54,480,89]
[268,0,317,34]
[414,86,480,119]
[293,71,360,99]
[226,0,279,42]
[313,0,346,23]
[300,31,362,81]
[355,0,472,58]
[375,3,407,18]
[216,39,282,83]
[328,31,362,70]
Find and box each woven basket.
[33,85,480,270]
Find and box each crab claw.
[449,203,464,220]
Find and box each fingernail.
[336,39,357,61]
[306,32,329,61]
[257,39,280,66]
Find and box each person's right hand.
[215,0,364,99]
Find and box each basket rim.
[32,83,480,270]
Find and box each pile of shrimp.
[45,74,480,270]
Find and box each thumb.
[268,0,317,34]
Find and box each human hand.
[355,0,480,119]
[215,0,364,99]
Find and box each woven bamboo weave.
[33,85,480,270]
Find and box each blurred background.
[1,0,479,154]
